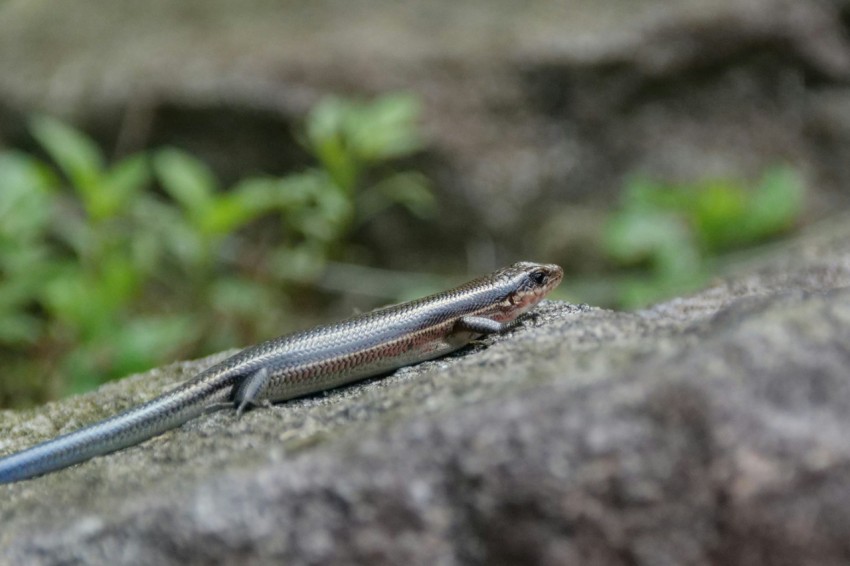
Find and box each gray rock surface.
[3,217,850,565]
[2,0,849,268]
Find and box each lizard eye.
[530,270,547,286]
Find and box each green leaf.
[94,153,150,218]
[41,254,140,338]
[275,170,353,242]
[356,172,434,223]
[202,197,257,236]
[302,93,425,194]
[293,185,353,242]
[99,253,142,310]
[604,209,681,263]
[621,176,691,211]
[604,208,701,278]
[106,315,197,379]
[159,213,208,268]
[29,115,104,205]
[606,166,805,309]
[201,178,280,235]
[153,148,217,214]
[130,198,205,269]
[63,314,198,394]
[48,197,95,257]
[306,96,351,147]
[305,97,359,191]
[745,166,805,239]
[129,230,164,277]
[230,177,284,210]
[275,170,325,208]
[692,179,748,250]
[347,93,423,161]
[0,151,58,242]
[42,264,94,331]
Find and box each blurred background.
[0,0,847,407]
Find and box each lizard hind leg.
[233,367,273,417]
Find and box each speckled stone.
[3,217,850,564]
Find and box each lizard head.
[496,261,563,319]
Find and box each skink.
[0,261,562,484]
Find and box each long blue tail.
[0,389,220,484]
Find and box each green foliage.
[603,167,805,308]
[268,93,433,282]
[306,94,424,187]
[0,93,432,406]
[0,152,56,345]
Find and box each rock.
[3,217,850,564]
[1,0,849,268]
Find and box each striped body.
[0,262,562,483]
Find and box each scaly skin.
[0,262,563,484]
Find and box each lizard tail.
[0,381,230,484]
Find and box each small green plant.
[273,94,434,280]
[603,166,805,308]
[0,93,433,405]
[28,116,196,393]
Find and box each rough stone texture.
[2,216,850,564]
[1,0,849,268]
